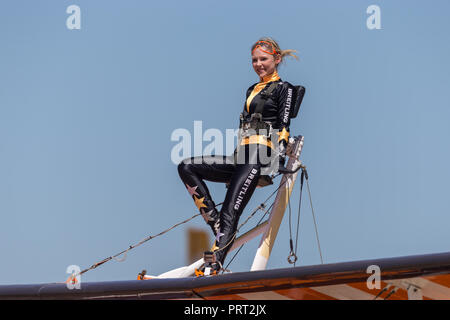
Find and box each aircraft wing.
[1,251,449,300]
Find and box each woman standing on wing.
[178,37,302,274]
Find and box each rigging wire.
[223,166,325,271]
[69,162,323,281]
[286,182,298,265]
[213,173,292,256]
[73,211,204,279]
[223,201,274,272]
[287,167,306,267]
[304,169,324,264]
[70,171,290,280]
[294,169,305,266]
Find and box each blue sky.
[1,0,450,285]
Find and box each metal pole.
[251,136,304,271]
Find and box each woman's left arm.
[275,82,296,152]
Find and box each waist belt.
[240,113,273,134]
[240,135,274,149]
[239,113,274,149]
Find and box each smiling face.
[251,47,281,80]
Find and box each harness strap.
[253,81,279,115]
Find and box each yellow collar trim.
[261,69,280,83]
[246,70,280,112]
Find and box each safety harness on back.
[239,81,305,142]
[236,81,305,187]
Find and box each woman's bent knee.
[177,158,193,176]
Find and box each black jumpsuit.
[178,77,296,268]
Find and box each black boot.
[195,251,223,277]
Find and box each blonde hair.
[251,37,299,68]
